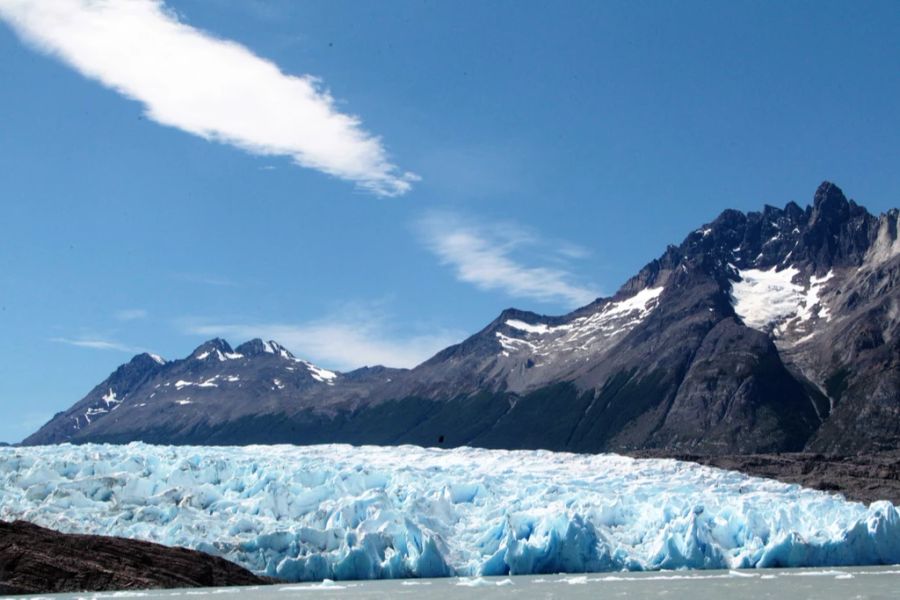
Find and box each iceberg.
[0,443,898,581]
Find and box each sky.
[0,0,898,443]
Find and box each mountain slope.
[25,182,900,454]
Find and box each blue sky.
[1,0,898,442]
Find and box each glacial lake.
[14,566,900,600]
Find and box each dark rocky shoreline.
[632,451,900,505]
[0,520,268,596]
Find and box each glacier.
[1,443,899,582]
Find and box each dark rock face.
[24,182,900,457]
[0,520,266,595]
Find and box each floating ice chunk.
[277,579,350,591]
[456,577,513,587]
[0,444,898,583]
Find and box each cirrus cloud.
[0,0,416,196]
[416,212,601,308]
[50,336,145,354]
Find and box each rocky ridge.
[24,182,900,457]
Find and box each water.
[13,566,900,600]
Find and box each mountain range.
[25,182,900,455]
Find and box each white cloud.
[114,308,148,321]
[417,212,601,308]
[0,0,416,196]
[187,312,463,371]
[51,336,144,354]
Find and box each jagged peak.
[266,340,294,358]
[810,181,849,222]
[235,338,269,356]
[497,307,545,323]
[235,338,295,359]
[784,200,804,220]
[116,352,166,374]
[711,208,747,229]
[192,338,232,353]
[190,338,244,361]
[134,352,166,367]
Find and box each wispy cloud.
[416,212,601,308]
[0,0,416,196]
[185,306,463,370]
[113,308,148,321]
[51,336,144,354]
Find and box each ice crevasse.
[0,443,899,581]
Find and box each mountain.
[25,182,900,454]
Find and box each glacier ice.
[1,443,899,582]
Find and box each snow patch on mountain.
[2,444,898,582]
[83,407,108,424]
[75,388,124,429]
[506,320,551,335]
[497,287,664,361]
[175,377,220,390]
[302,361,338,384]
[196,349,244,362]
[731,266,803,331]
[797,271,835,323]
[730,267,834,337]
[101,389,120,407]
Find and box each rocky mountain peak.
[129,353,166,371]
[810,181,850,227]
[189,338,243,362]
[110,352,166,383]
[235,338,269,356]
[266,340,295,359]
[234,338,295,359]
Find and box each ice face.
[1,443,898,582]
